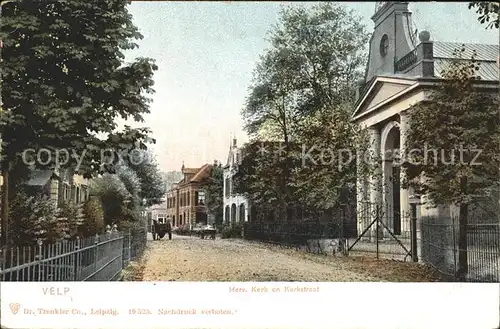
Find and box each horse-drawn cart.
[152,220,172,240]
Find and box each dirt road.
[136,235,440,282]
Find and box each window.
[64,184,70,200]
[380,34,389,57]
[81,187,87,202]
[187,192,190,206]
[197,191,206,205]
[224,178,230,198]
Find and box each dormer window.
[380,34,389,57]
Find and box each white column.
[236,201,240,223]
[399,111,410,236]
[245,200,249,222]
[368,127,382,241]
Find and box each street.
[136,234,441,282]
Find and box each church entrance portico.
[380,119,408,238]
[356,113,412,241]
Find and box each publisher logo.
[9,303,21,315]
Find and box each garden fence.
[0,228,147,282]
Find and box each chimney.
[213,159,218,166]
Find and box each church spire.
[364,1,413,82]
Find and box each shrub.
[57,200,84,238]
[9,193,62,245]
[90,174,130,225]
[221,223,243,239]
[80,196,105,237]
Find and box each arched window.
[224,178,230,197]
[231,204,237,223]
[239,204,246,222]
[224,205,230,223]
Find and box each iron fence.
[347,205,413,261]
[0,228,147,282]
[243,204,500,282]
[127,225,148,262]
[243,219,357,255]
[421,217,500,282]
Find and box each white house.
[223,137,249,224]
[353,2,499,241]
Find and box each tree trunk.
[457,176,468,281]
[0,3,6,249]
[1,169,9,247]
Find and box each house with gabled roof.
[24,168,90,208]
[164,162,213,227]
[223,137,249,225]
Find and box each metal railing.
[0,229,146,282]
[242,204,500,282]
[348,207,413,261]
[421,217,500,282]
[243,219,358,255]
[395,47,418,72]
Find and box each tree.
[202,163,223,226]
[468,2,500,29]
[402,47,500,280]
[0,0,157,246]
[125,150,166,207]
[292,104,369,212]
[241,3,368,217]
[234,141,303,221]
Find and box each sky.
[121,1,499,172]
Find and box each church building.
[353,2,499,240]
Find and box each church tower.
[364,2,417,82]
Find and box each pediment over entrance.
[352,76,417,120]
